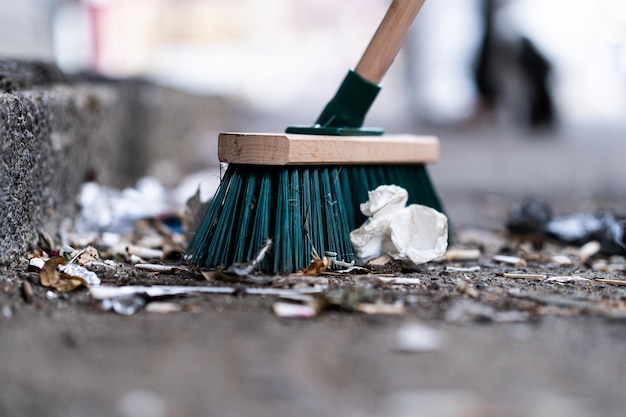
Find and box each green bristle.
[249,170,272,269]
[189,163,444,275]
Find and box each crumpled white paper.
[350,185,448,264]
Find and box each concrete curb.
[0,61,155,264]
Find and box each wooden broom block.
[218,132,439,166]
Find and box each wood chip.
[577,241,601,262]
[444,249,481,261]
[595,278,626,286]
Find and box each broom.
[189,0,445,274]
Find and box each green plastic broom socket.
[286,70,383,136]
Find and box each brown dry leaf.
[183,187,203,242]
[71,245,100,265]
[29,248,47,259]
[299,257,332,276]
[40,256,85,292]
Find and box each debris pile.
[4,180,626,325]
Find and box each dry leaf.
[71,245,100,265]
[299,257,332,276]
[40,256,84,292]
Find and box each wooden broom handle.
[355,0,426,84]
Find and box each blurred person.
[473,0,555,129]
[405,0,556,130]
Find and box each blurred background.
[6,0,626,128]
[2,0,626,225]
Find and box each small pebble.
[21,281,34,303]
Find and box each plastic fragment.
[92,285,237,315]
[125,245,164,260]
[77,177,177,235]
[244,286,326,296]
[325,251,355,269]
[134,264,185,273]
[40,256,84,292]
[330,265,369,274]
[58,263,101,286]
[545,275,591,284]
[503,272,546,280]
[29,257,46,270]
[507,198,626,256]
[373,276,421,285]
[550,255,573,265]
[445,265,480,272]
[493,255,527,266]
[91,285,236,300]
